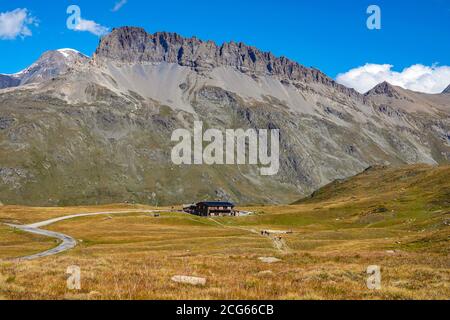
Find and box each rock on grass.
[258,257,281,263]
[171,275,207,286]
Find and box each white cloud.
[112,0,128,12]
[0,8,37,40]
[336,63,450,94]
[74,17,109,37]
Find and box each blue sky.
[0,0,449,92]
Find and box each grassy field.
[0,164,448,300]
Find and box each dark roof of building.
[197,201,235,207]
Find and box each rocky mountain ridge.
[0,27,449,206]
[94,27,361,98]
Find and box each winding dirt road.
[6,210,163,261]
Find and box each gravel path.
[6,210,163,261]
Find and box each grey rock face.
[0,116,15,130]
[443,85,450,94]
[0,167,33,190]
[0,74,20,89]
[365,81,401,98]
[95,27,359,98]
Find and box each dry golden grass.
[0,165,448,300]
[0,203,159,225]
[0,209,448,300]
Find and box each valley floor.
[0,165,449,300]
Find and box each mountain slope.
[295,164,450,207]
[0,49,89,89]
[0,27,449,206]
[365,81,450,114]
[443,85,450,94]
[0,74,21,89]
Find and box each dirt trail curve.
[270,236,289,253]
[5,210,164,261]
[208,218,290,253]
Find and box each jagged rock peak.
[94,27,360,97]
[95,27,304,75]
[365,81,401,98]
